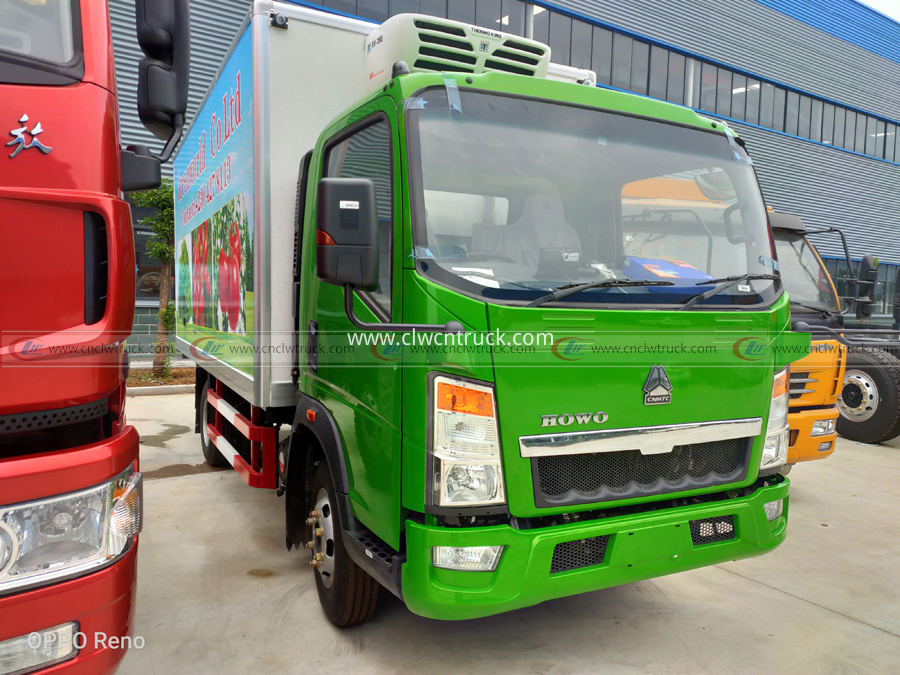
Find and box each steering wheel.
[466,252,518,263]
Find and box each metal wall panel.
[546,0,900,124]
[109,0,252,176]
[735,123,900,264]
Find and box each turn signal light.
[316,230,335,245]
[772,369,788,399]
[437,382,494,418]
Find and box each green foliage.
[162,301,176,332]
[131,178,175,264]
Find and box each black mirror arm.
[156,113,184,164]
[792,321,900,347]
[343,285,464,334]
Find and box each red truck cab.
[0,1,147,673]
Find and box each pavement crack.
[715,565,900,639]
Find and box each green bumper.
[401,480,789,620]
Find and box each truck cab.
[178,4,807,625]
[769,212,845,470]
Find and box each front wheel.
[308,461,379,626]
[199,381,228,467]
[836,350,900,444]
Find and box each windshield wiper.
[527,279,674,308]
[790,300,836,318]
[679,274,779,311]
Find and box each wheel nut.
[306,540,315,549]
[315,553,324,562]
[305,518,316,525]
[315,527,324,537]
[310,560,319,568]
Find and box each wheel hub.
[309,488,335,588]
[837,369,879,422]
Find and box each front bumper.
[0,544,137,675]
[787,408,838,465]
[402,479,788,620]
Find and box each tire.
[309,461,379,626]
[836,350,900,444]
[199,381,229,467]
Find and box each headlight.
[430,375,506,508]
[763,499,784,521]
[760,368,789,473]
[0,466,142,595]
[811,418,836,436]
[432,546,503,571]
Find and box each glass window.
[886,124,896,162]
[758,82,773,128]
[798,96,811,138]
[684,58,701,108]
[699,62,717,112]
[821,103,834,144]
[611,33,632,90]
[666,52,685,105]
[746,79,761,125]
[843,110,857,150]
[134,227,174,302]
[474,0,501,28]
[716,68,731,117]
[630,40,649,95]
[810,99,823,142]
[875,120,886,158]
[731,74,746,122]
[855,114,867,152]
[864,116,877,156]
[359,0,389,21]
[0,0,79,70]
[326,120,394,313]
[785,91,799,136]
[448,0,476,24]
[390,0,418,15]
[833,107,846,148]
[648,46,668,100]
[531,5,549,44]
[773,231,838,311]
[499,0,525,36]
[324,0,357,14]
[409,89,778,309]
[419,0,446,17]
[591,26,613,86]
[548,11,572,65]
[570,19,592,70]
[771,87,784,131]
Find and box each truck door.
[309,106,403,549]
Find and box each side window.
[325,119,393,314]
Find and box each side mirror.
[135,0,190,160]
[855,254,878,319]
[315,178,379,291]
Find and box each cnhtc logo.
[643,365,672,405]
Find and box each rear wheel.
[308,461,379,626]
[837,350,900,444]
[199,381,228,467]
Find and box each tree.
[131,179,175,377]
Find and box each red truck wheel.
[309,461,379,626]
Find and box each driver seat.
[471,194,581,267]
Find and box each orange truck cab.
[769,212,846,470]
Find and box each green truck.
[170,2,807,625]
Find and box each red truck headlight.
[0,466,142,596]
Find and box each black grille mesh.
[0,399,108,436]
[550,535,609,573]
[534,438,749,507]
[789,373,809,399]
[689,515,736,545]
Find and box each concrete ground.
[121,395,900,675]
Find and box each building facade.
[111,0,900,333]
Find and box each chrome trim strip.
[519,418,763,458]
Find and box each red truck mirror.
[135,0,191,161]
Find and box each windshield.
[408,89,779,308]
[0,0,82,84]
[773,230,839,311]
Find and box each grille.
[533,438,750,508]
[550,535,609,573]
[0,399,108,436]
[689,515,736,545]
[789,372,815,399]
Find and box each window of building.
[715,67,731,117]
[863,115,876,156]
[785,91,799,136]
[746,78,761,125]
[447,0,476,23]
[886,124,897,162]
[548,11,572,65]
[630,40,649,95]
[391,0,419,14]
[855,113,867,152]
[699,62,716,112]
[474,0,501,27]
[684,57,701,108]
[875,119,886,158]
[665,51,685,105]
[419,0,447,17]
[833,107,846,148]
[729,73,746,121]
[821,103,834,144]
[531,5,549,44]
[326,119,394,313]
[611,33,632,90]
[810,99,823,142]
[570,19,592,69]
[648,46,667,100]
[755,81,772,127]
[591,26,613,86]
[771,86,784,131]
[499,0,526,36]
[843,110,857,150]
[798,95,811,138]
[357,0,388,21]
